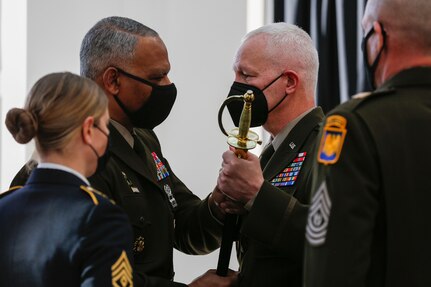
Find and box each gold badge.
[111,250,133,287]
[133,236,145,253]
[317,115,347,165]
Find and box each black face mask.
[226,73,287,127]
[361,24,386,89]
[114,68,177,129]
[89,125,111,176]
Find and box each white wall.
[0,0,250,283]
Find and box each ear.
[81,116,95,145]
[284,70,299,94]
[101,67,121,95]
[373,21,385,53]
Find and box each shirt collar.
[272,107,314,151]
[37,162,90,185]
[110,119,134,148]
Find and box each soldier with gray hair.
[216,22,323,286]
[11,16,237,287]
[304,0,431,286]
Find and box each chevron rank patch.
[317,115,347,165]
[270,152,307,187]
[112,250,133,287]
[306,181,332,246]
[152,152,170,181]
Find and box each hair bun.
[5,108,38,144]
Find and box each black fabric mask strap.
[370,26,386,72]
[115,67,156,88]
[113,94,134,119]
[262,72,285,91]
[268,93,288,113]
[88,142,100,158]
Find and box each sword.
[216,90,261,276]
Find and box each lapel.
[109,125,160,186]
[262,107,324,180]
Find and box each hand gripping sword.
[216,90,261,276]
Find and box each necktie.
[132,132,155,178]
[259,143,274,168]
[132,133,146,158]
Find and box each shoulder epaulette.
[0,185,23,199]
[80,185,116,205]
[352,91,372,99]
[353,87,396,111]
[330,88,396,115]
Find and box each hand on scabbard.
[217,149,264,206]
[210,186,247,218]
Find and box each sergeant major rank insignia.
[111,250,133,287]
[306,181,332,246]
[317,115,347,165]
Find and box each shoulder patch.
[80,185,116,205]
[0,185,23,199]
[317,115,347,165]
[112,250,133,287]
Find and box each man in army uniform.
[11,17,237,287]
[216,22,323,287]
[304,0,431,286]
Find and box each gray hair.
[367,0,431,50]
[240,22,319,93]
[80,16,159,79]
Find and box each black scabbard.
[216,214,239,276]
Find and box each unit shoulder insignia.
[111,250,133,287]
[317,115,347,165]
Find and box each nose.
[160,75,172,86]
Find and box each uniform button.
[139,216,145,223]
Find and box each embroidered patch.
[270,152,306,187]
[306,181,332,246]
[111,250,133,287]
[152,152,170,180]
[317,115,347,165]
